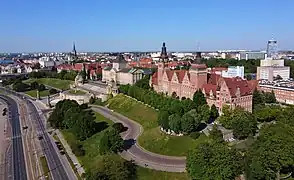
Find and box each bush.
[189,132,200,139]
[89,97,95,104]
[38,84,46,91]
[49,88,58,95]
[70,142,85,157]
[112,123,125,133]
[30,81,39,90]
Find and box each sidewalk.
[54,130,85,176]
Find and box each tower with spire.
[160,42,168,62]
[71,42,77,61]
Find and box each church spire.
[160,42,168,62]
[71,42,77,61]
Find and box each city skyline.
[1,0,294,52]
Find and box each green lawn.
[107,94,208,156]
[137,167,190,180]
[40,156,51,180]
[67,89,86,95]
[61,112,115,170]
[24,78,73,90]
[62,111,190,180]
[24,89,50,98]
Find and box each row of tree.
[120,83,219,134]
[29,70,78,81]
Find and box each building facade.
[102,55,152,85]
[259,80,294,105]
[203,76,253,112]
[221,66,245,79]
[151,63,253,113]
[257,58,290,81]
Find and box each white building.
[257,58,290,81]
[222,66,245,79]
[102,55,152,85]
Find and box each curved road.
[92,106,186,172]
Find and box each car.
[38,136,43,140]
[22,126,28,130]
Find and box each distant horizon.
[1,0,294,52]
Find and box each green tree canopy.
[99,128,124,154]
[209,124,223,143]
[181,112,196,134]
[245,123,294,180]
[192,89,207,108]
[231,110,257,140]
[187,142,243,180]
[168,114,182,133]
[157,110,170,130]
[210,104,219,120]
[87,154,136,180]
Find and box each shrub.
[38,84,46,91]
[112,123,125,133]
[70,142,85,157]
[49,88,58,95]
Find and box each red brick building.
[259,80,294,105]
[151,62,253,113]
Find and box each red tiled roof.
[207,73,221,85]
[248,80,259,91]
[222,77,252,97]
[202,84,217,96]
[190,64,207,69]
[175,70,187,83]
[165,70,174,81]
[151,72,158,85]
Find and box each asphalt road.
[26,98,71,180]
[1,88,72,180]
[92,106,187,172]
[0,95,27,180]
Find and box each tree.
[231,110,257,139]
[193,89,207,108]
[157,110,170,130]
[181,112,196,134]
[169,100,184,115]
[198,104,211,123]
[30,81,39,90]
[264,91,276,104]
[187,142,243,180]
[209,125,223,143]
[91,154,137,180]
[252,89,264,110]
[168,114,182,134]
[99,128,124,154]
[181,99,196,113]
[72,111,96,140]
[112,123,125,133]
[245,123,294,179]
[49,88,58,95]
[12,82,30,92]
[38,84,46,91]
[48,99,79,129]
[134,75,150,90]
[187,109,201,130]
[64,106,82,129]
[209,104,219,121]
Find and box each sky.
[0,0,294,52]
